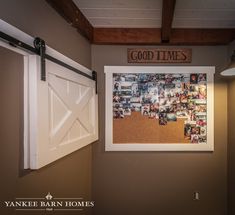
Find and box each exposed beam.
[46,0,93,42]
[93,28,161,45]
[161,0,176,43]
[170,29,235,45]
[93,28,235,45]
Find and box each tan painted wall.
[91,45,228,215]
[228,78,235,215]
[228,40,235,215]
[0,0,92,214]
[0,0,91,68]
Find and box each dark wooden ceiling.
[46,0,235,45]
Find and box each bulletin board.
[105,66,214,151]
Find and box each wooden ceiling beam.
[93,28,161,45]
[46,0,93,42]
[161,0,176,43]
[93,28,235,45]
[170,28,235,45]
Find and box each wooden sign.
[128,48,192,63]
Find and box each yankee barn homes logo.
[3,192,94,212]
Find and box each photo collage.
[113,73,207,144]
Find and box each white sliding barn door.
[0,19,98,170]
[27,56,98,169]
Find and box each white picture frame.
[105,66,214,151]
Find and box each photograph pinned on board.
[184,123,192,139]
[159,113,167,125]
[190,74,198,84]
[191,135,199,143]
[167,113,177,122]
[141,104,150,116]
[198,85,207,99]
[149,111,156,119]
[130,103,142,112]
[114,81,121,91]
[200,127,207,136]
[198,74,207,83]
[191,125,201,135]
[198,135,207,143]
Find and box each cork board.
[105,66,214,151]
[113,112,189,144]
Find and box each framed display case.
[105,66,214,151]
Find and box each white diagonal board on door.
[48,74,94,146]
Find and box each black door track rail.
[0,31,97,93]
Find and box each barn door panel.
[28,57,98,169]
